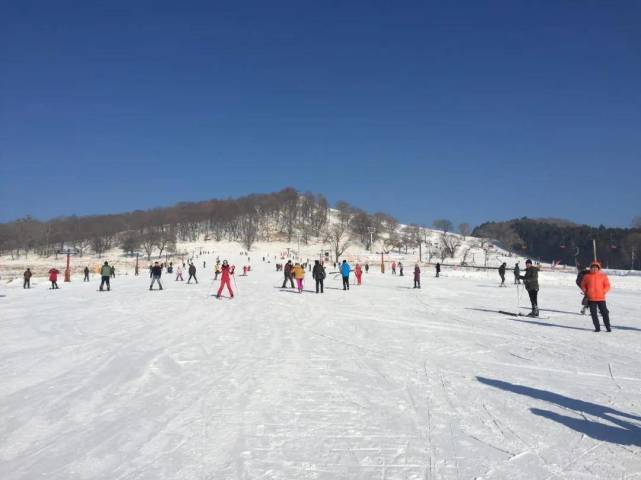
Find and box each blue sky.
[1,0,640,228]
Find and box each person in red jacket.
[580,261,611,332]
[48,268,60,289]
[216,260,234,299]
[354,264,363,285]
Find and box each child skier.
[293,262,305,293]
[354,263,363,285]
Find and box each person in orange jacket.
[580,261,611,332]
[354,264,363,285]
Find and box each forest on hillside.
[0,188,429,262]
[473,218,641,270]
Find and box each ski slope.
[1,249,640,479]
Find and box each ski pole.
[205,276,216,299]
[516,283,521,312]
[232,273,239,297]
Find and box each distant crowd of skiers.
[21,252,613,332]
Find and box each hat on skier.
[525,259,532,265]
[590,261,601,269]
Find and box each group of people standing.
[499,258,612,331]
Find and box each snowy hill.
[1,242,641,479]
[1,215,532,282]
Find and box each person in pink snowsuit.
[354,264,363,285]
[216,260,234,299]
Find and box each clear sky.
[1,0,640,228]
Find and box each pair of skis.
[498,310,550,320]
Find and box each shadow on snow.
[477,376,641,447]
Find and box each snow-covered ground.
[1,246,640,479]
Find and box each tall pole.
[593,239,597,261]
[135,253,139,276]
[64,251,71,282]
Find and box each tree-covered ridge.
[472,218,641,270]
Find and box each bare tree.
[91,236,108,258]
[120,233,140,256]
[239,212,259,251]
[325,222,351,263]
[460,247,472,265]
[433,218,453,233]
[335,200,353,226]
[632,216,641,229]
[440,233,461,259]
[478,238,492,267]
[140,231,156,261]
[458,223,471,239]
[156,227,176,258]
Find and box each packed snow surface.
[1,250,640,479]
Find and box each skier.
[203,260,206,269]
[354,263,363,285]
[435,263,441,278]
[187,263,198,284]
[100,261,111,291]
[83,266,90,282]
[150,262,163,290]
[575,263,590,314]
[498,263,506,287]
[365,263,369,273]
[282,260,295,288]
[48,268,60,289]
[215,261,221,280]
[293,262,305,293]
[513,263,520,284]
[23,268,32,289]
[175,264,184,281]
[167,262,173,274]
[391,261,397,275]
[580,261,612,332]
[216,260,234,299]
[110,265,116,278]
[341,260,351,290]
[312,260,325,293]
[242,265,248,276]
[518,259,539,317]
[399,262,404,276]
[413,264,421,288]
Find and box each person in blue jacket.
[340,260,351,290]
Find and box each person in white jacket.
[175,265,184,281]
